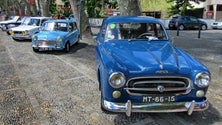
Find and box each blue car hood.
[103,40,197,75]
[36,31,67,40]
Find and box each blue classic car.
[95,16,210,117]
[32,18,80,52]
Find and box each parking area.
[0,29,222,125]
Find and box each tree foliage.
[85,0,118,18]
[167,0,206,17]
[49,0,58,15]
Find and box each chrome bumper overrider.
[103,99,209,117]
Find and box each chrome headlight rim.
[195,72,210,88]
[109,72,126,89]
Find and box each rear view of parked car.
[32,18,80,52]
[0,16,20,30]
[168,16,207,30]
[211,18,222,29]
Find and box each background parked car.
[168,16,207,30]
[0,16,20,30]
[211,18,222,29]
[32,18,80,52]
[10,17,50,40]
[3,16,29,35]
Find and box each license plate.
[142,95,175,103]
[42,42,46,46]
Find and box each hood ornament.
[160,64,163,70]
[155,70,169,74]
[157,85,165,92]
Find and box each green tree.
[49,0,58,15]
[167,0,206,16]
[61,0,72,17]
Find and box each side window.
[190,17,197,22]
[41,19,48,26]
[73,22,77,30]
[69,23,74,32]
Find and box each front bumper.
[102,98,209,117]
[11,34,32,40]
[32,44,64,51]
[211,25,222,29]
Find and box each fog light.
[112,91,121,98]
[196,90,205,97]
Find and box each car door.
[189,16,199,29]
[182,17,191,28]
[68,22,79,46]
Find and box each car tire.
[64,42,70,53]
[201,25,207,30]
[75,35,80,45]
[178,25,185,30]
[32,47,39,52]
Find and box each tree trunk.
[69,0,79,22]
[117,0,141,16]
[69,0,91,36]
[40,0,49,16]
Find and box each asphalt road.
[0,29,221,125]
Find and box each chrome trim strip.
[133,80,186,85]
[102,98,209,115]
[126,76,192,96]
[124,87,189,92]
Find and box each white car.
[10,17,51,40]
[0,16,20,29]
[211,18,222,29]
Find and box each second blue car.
[32,18,80,52]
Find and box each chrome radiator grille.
[125,77,191,95]
[36,40,57,46]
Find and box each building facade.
[191,0,222,20]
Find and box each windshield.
[105,22,168,41]
[42,22,68,32]
[28,19,40,26]
[21,17,31,25]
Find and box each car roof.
[104,16,160,24]
[45,18,77,23]
[30,17,51,19]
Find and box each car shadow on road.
[113,102,221,125]
[34,42,89,55]
[13,39,32,42]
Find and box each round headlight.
[195,72,210,88]
[57,36,62,42]
[109,72,126,88]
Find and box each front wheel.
[201,25,207,30]
[32,47,39,52]
[64,42,70,53]
[178,25,185,30]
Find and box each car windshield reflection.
[105,22,168,41]
[42,22,68,32]
[28,19,40,26]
